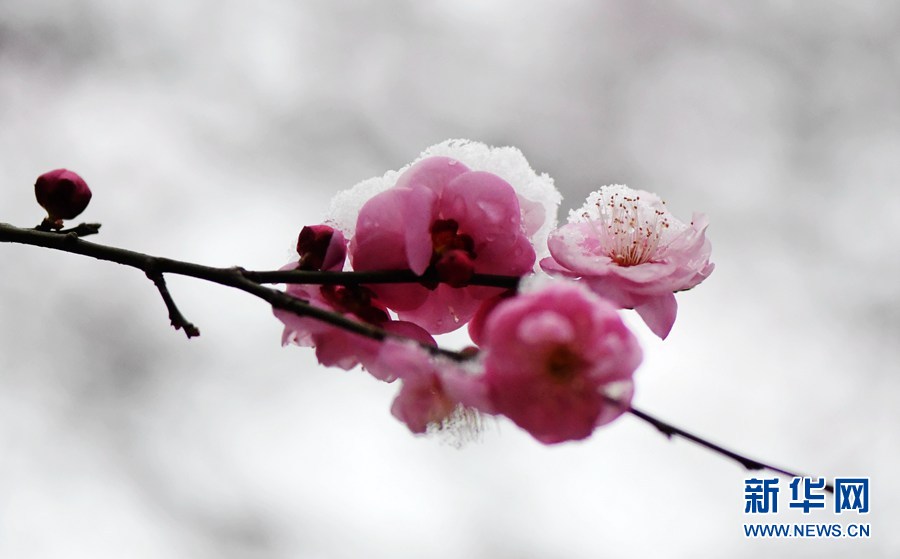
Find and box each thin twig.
[625,403,834,493]
[146,271,200,338]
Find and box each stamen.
[588,187,670,266]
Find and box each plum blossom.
[541,185,713,339]
[375,339,490,440]
[322,140,560,334]
[329,139,561,260]
[274,225,435,372]
[479,280,641,444]
[348,156,538,334]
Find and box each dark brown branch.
[146,271,200,338]
[625,403,834,493]
[243,268,521,289]
[58,222,102,237]
[0,222,464,361]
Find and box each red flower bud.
[35,169,92,227]
[296,225,349,271]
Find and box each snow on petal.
[421,139,561,259]
[328,139,561,264]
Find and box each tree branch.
[0,222,465,361]
[33,221,102,237]
[1,221,828,486]
[243,268,521,289]
[625,403,834,493]
[146,271,200,338]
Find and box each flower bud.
[35,169,92,228]
[296,225,347,271]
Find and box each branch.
[1,221,828,485]
[0,222,464,361]
[34,221,102,237]
[243,268,521,289]
[625,403,834,493]
[146,271,200,338]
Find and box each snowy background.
[1,1,898,557]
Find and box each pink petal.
[468,291,514,346]
[315,331,375,370]
[474,232,535,276]
[351,188,431,311]
[403,186,440,275]
[594,380,634,427]
[539,256,578,278]
[633,292,678,339]
[394,156,470,195]
[365,337,430,382]
[390,375,447,434]
[441,369,493,413]
[352,188,410,270]
[398,284,483,334]
[441,171,522,236]
[547,223,615,276]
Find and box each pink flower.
[480,281,641,444]
[275,225,435,372]
[376,340,490,436]
[349,156,536,334]
[275,283,435,372]
[541,185,714,339]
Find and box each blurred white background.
[1,1,898,557]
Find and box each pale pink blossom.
[541,185,713,339]
[480,281,641,444]
[350,156,536,334]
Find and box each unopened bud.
[296,225,347,271]
[35,169,92,228]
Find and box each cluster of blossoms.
[275,140,713,444]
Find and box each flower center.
[430,219,476,261]
[545,345,586,383]
[585,188,670,267]
[428,219,478,287]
